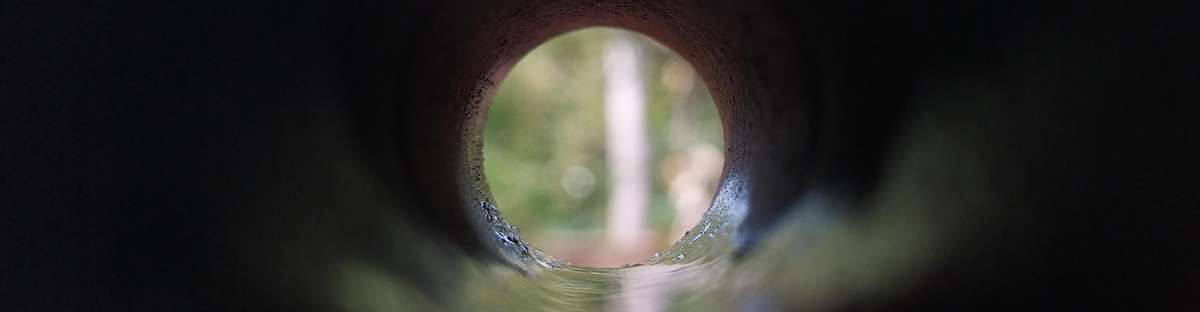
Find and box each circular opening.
[482,28,724,267]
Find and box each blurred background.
[484,28,724,266]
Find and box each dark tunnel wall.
[4,0,1198,310]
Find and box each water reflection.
[459,172,747,312]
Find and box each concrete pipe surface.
[4,0,1198,310]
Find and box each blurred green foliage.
[483,28,722,246]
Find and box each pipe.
[4,0,1197,310]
